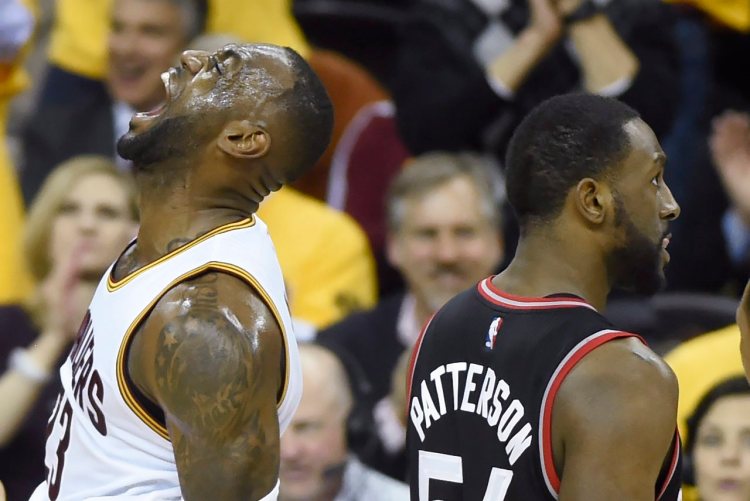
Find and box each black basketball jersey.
[406,277,682,501]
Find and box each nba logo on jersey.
[485,316,503,349]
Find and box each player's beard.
[116,115,198,172]
[609,196,665,296]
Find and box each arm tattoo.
[154,273,279,499]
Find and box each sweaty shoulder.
[558,336,678,405]
[129,271,285,499]
[129,271,284,403]
[552,337,679,499]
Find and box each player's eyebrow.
[654,151,666,166]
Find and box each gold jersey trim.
[116,261,291,441]
[107,217,256,292]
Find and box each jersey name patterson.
[33,216,302,501]
[406,277,682,501]
[410,360,533,466]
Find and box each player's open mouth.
[139,101,166,118]
[661,233,671,263]
[661,233,671,250]
[130,70,175,126]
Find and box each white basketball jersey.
[30,216,301,501]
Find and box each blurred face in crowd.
[107,0,189,112]
[280,352,350,501]
[387,175,503,315]
[693,395,750,501]
[49,173,138,280]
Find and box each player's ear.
[217,120,270,159]
[574,178,612,225]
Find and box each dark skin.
[111,45,308,500]
[494,118,681,499]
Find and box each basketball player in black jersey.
[406,93,683,500]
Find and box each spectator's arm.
[393,0,560,155]
[0,331,69,446]
[564,10,639,94]
[565,0,679,138]
[710,110,750,268]
[711,111,750,221]
[486,0,562,95]
[0,248,83,446]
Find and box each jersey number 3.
[418,450,513,501]
[47,397,73,500]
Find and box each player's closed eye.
[210,56,223,76]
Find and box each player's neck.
[495,232,610,310]
[134,183,255,264]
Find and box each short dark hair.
[275,47,333,182]
[505,93,640,227]
[685,375,750,457]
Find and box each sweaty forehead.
[223,44,295,88]
[610,117,664,180]
[623,118,662,158]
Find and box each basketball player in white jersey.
[30,43,333,501]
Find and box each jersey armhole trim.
[116,260,291,442]
[538,329,642,498]
[657,430,681,500]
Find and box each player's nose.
[179,50,209,75]
[660,183,680,221]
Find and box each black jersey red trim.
[657,430,681,500]
[538,329,643,497]
[477,277,597,311]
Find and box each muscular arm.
[130,272,283,500]
[552,337,678,500]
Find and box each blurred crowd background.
[2,0,750,500]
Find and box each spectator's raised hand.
[528,0,563,44]
[710,110,750,224]
[39,243,86,340]
[554,0,584,17]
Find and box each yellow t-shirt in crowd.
[664,325,745,501]
[0,101,33,304]
[664,0,750,32]
[48,0,310,79]
[0,0,36,304]
[257,187,377,330]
